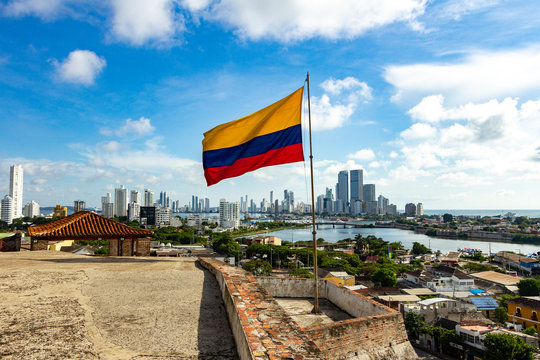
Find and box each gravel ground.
[0,251,237,360]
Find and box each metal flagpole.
[306,72,320,314]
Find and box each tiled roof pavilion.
[28,211,151,240]
[28,211,152,256]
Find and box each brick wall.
[136,238,151,256]
[304,311,416,359]
[108,239,118,256]
[121,238,133,256]
[31,239,49,251]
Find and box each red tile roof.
[28,211,152,239]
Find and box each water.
[423,209,540,218]
[249,225,540,255]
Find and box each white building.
[156,207,172,225]
[417,203,424,216]
[144,189,154,207]
[24,200,40,218]
[130,190,141,204]
[114,185,128,217]
[219,199,240,229]
[1,195,13,224]
[128,202,141,221]
[101,193,113,218]
[9,165,23,219]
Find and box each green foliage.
[94,247,108,255]
[404,311,423,339]
[443,213,453,223]
[412,242,431,255]
[371,268,397,287]
[289,268,313,278]
[242,259,272,276]
[425,228,437,236]
[499,294,519,310]
[464,262,504,273]
[212,232,240,257]
[483,332,535,360]
[522,327,536,336]
[494,306,508,324]
[153,226,205,245]
[517,279,540,296]
[512,234,540,244]
[74,239,109,247]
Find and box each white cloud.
[408,94,445,123]
[400,123,437,140]
[2,0,65,19]
[100,117,155,137]
[347,149,375,161]
[54,50,106,85]
[439,0,499,20]
[109,0,184,47]
[208,0,426,42]
[102,141,121,152]
[181,0,211,12]
[309,77,372,131]
[385,46,540,105]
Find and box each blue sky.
[1,0,540,210]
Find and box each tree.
[212,233,240,257]
[522,327,536,336]
[371,268,397,287]
[443,213,453,223]
[404,311,423,339]
[412,242,431,255]
[494,306,508,324]
[242,259,272,276]
[483,332,535,360]
[517,279,540,296]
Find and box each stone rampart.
[198,258,321,360]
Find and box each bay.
[249,226,540,255]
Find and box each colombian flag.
[202,87,304,186]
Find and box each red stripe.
[204,143,304,186]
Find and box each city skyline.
[2,1,540,209]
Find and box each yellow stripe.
[203,86,304,151]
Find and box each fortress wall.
[198,258,321,360]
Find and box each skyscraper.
[24,200,40,218]
[363,184,376,202]
[336,170,348,213]
[130,190,141,204]
[144,189,154,207]
[417,203,424,216]
[74,200,86,212]
[114,185,128,217]
[350,169,363,203]
[219,199,240,229]
[1,195,13,225]
[101,193,114,218]
[9,165,23,219]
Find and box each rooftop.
[469,270,522,285]
[28,211,151,239]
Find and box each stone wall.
[256,277,328,298]
[108,239,118,256]
[198,258,322,360]
[31,239,48,251]
[121,238,133,256]
[136,238,151,256]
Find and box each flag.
[202,87,304,186]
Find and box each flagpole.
[306,72,320,314]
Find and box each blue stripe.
[203,124,302,169]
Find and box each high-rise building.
[387,204,397,215]
[204,198,210,212]
[336,170,349,211]
[270,191,273,205]
[363,184,376,202]
[156,207,172,225]
[417,203,424,216]
[101,193,114,218]
[1,195,13,225]
[350,169,363,203]
[74,200,86,212]
[405,203,417,216]
[114,185,128,217]
[283,190,294,213]
[144,189,154,207]
[219,199,240,229]
[9,165,23,219]
[24,200,40,218]
[130,190,141,204]
[377,195,388,215]
[128,202,141,221]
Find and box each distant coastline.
[422,209,540,217]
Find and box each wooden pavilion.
[27,211,152,256]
